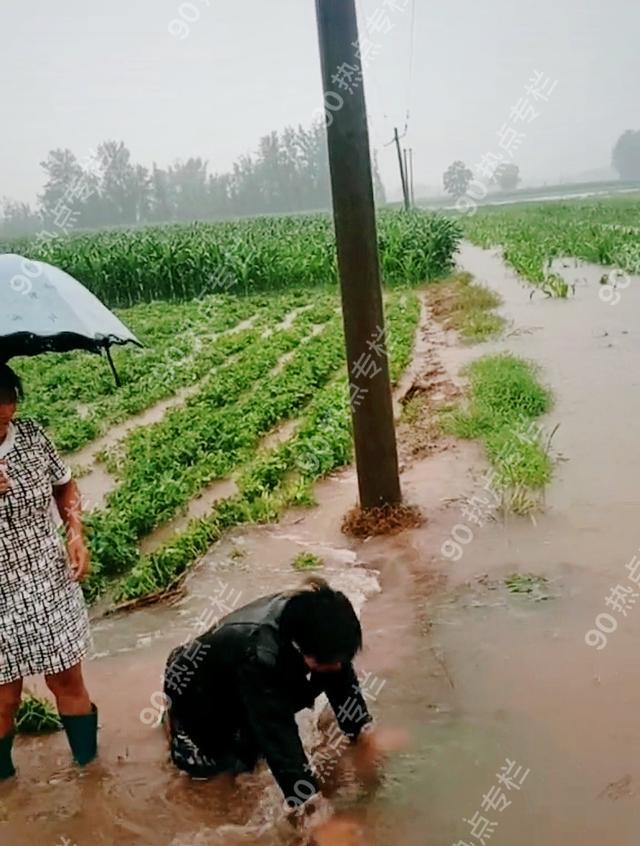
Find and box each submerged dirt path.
[403,243,640,846]
[4,252,640,845]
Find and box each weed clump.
[16,695,62,735]
[505,573,555,601]
[292,551,324,570]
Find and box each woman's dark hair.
[0,365,23,404]
[281,576,363,663]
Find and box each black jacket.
[165,591,372,800]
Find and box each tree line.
[441,130,640,200]
[1,122,387,238]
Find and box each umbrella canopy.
[0,253,141,362]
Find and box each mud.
[139,478,240,556]
[71,383,206,511]
[5,247,640,845]
[259,418,299,453]
[260,306,312,338]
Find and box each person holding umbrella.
[0,363,96,779]
[0,253,141,779]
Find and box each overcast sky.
[1,0,638,203]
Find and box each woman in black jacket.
[163,577,373,810]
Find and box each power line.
[353,0,417,138]
[353,0,392,136]
[402,0,418,136]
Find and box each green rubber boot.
[0,732,16,780]
[60,704,98,767]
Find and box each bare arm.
[54,480,91,582]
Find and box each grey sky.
[1,0,638,203]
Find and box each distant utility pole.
[393,128,410,211]
[315,0,402,509]
[409,148,416,207]
[403,148,410,208]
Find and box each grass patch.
[292,551,324,570]
[505,573,555,601]
[15,695,62,735]
[427,271,506,343]
[442,352,553,512]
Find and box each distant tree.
[13,119,381,230]
[443,161,473,198]
[97,141,142,224]
[132,165,152,223]
[170,158,210,221]
[612,130,640,181]
[77,166,105,228]
[255,131,286,213]
[149,165,175,222]
[0,199,41,238]
[229,154,258,216]
[39,148,84,224]
[208,172,232,217]
[294,121,331,210]
[493,163,520,191]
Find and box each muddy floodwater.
[4,245,640,845]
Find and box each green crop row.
[111,290,420,603]
[14,290,321,452]
[9,211,461,307]
[84,302,344,596]
[462,195,640,288]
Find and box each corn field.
[5,210,461,307]
[463,195,640,288]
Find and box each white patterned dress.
[0,418,90,685]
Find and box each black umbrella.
[0,253,142,383]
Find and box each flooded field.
[4,244,640,845]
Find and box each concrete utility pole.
[403,148,410,208]
[409,148,416,207]
[314,0,402,509]
[394,128,410,211]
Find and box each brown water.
[4,246,640,845]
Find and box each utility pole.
[403,148,410,208]
[409,148,415,207]
[393,128,410,211]
[315,0,402,509]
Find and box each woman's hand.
[287,792,333,832]
[0,461,11,495]
[288,795,364,846]
[309,816,366,846]
[54,480,90,582]
[67,533,91,582]
[349,726,410,784]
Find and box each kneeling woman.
[164,578,375,815]
[0,365,97,779]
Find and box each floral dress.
[0,418,90,685]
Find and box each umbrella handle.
[104,346,122,387]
